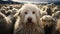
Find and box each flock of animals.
[0,3,60,34]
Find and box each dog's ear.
[14,16,23,34]
[35,8,45,34]
[36,8,44,29]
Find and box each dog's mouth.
[27,21,32,23]
[25,22,35,27]
[26,20,34,25]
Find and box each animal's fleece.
[0,12,13,34]
[52,11,60,34]
[14,4,45,34]
[40,15,56,34]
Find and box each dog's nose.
[27,17,32,21]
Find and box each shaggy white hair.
[14,4,44,34]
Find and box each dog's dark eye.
[25,12,27,14]
[32,11,35,14]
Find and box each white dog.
[14,4,44,34]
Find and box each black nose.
[27,17,32,22]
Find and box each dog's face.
[19,4,41,25]
[23,10,37,24]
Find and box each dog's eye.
[32,11,35,14]
[25,12,27,14]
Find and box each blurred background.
[0,0,60,5]
[2,0,60,2]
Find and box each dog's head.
[18,4,41,25]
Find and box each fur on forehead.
[20,4,40,12]
[17,4,41,16]
[23,4,38,8]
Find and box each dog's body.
[14,4,44,34]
